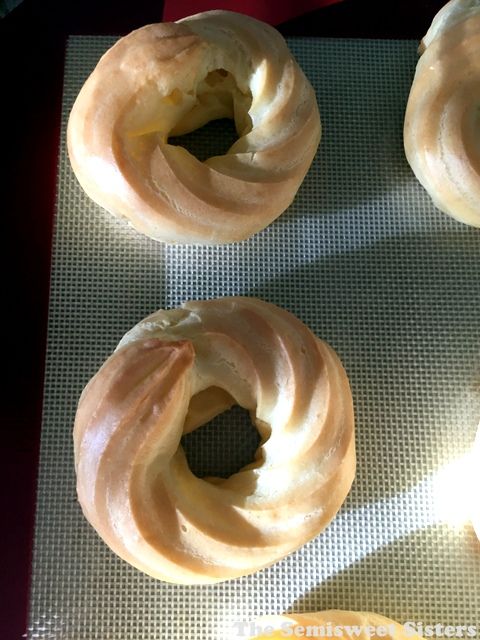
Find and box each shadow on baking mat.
[0,0,22,17]
[244,226,480,621]
[250,229,480,499]
[289,522,480,623]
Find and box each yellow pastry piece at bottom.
[244,611,425,640]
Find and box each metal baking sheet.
[27,35,480,639]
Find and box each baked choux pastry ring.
[404,0,480,227]
[67,11,321,244]
[73,298,355,583]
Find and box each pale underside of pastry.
[73,297,355,584]
[404,0,480,227]
[67,11,321,244]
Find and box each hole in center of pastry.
[122,68,252,167]
[181,391,261,480]
[166,67,252,161]
[168,117,238,163]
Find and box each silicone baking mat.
[28,36,480,639]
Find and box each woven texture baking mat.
[28,36,480,639]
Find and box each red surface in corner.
[163,0,343,25]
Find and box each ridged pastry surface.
[404,0,480,227]
[67,11,321,244]
[246,611,425,640]
[73,298,355,584]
